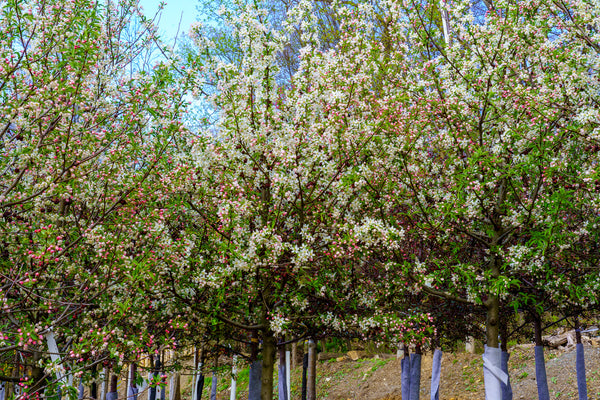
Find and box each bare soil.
[176,343,600,399]
[306,344,600,400]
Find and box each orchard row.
[1,0,600,399]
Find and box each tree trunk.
[260,331,276,400]
[129,363,139,400]
[574,317,588,400]
[292,341,304,371]
[251,331,259,361]
[210,371,217,400]
[306,339,317,400]
[278,345,288,400]
[230,355,238,400]
[500,352,512,400]
[301,353,308,400]
[409,345,422,400]
[533,316,543,347]
[401,346,411,400]
[101,367,109,400]
[210,354,218,400]
[90,364,98,400]
[486,295,500,348]
[483,294,503,400]
[107,375,118,400]
[171,374,181,400]
[192,348,198,400]
[291,342,297,371]
[196,372,205,400]
[195,351,205,400]
[483,250,503,400]
[248,361,262,400]
[431,348,442,400]
[499,317,513,400]
[285,345,291,400]
[533,316,550,400]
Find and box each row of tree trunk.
[2,328,592,400]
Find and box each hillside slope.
[189,344,600,399]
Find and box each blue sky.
[138,0,199,43]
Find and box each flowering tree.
[3,1,600,400]
[172,2,437,398]
[361,0,600,396]
[0,0,193,397]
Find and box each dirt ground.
[177,343,600,399]
[302,344,600,400]
[114,339,598,400]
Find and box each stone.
[347,350,367,361]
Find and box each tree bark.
[172,374,181,400]
[574,316,582,344]
[301,353,308,400]
[483,266,502,400]
[307,339,317,400]
[129,363,139,400]
[486,296,500,348]
[574,317,588,400]
[278,345,288,400]
[291,342,297,371]
[91,363,98,400]
[499,320,508,352]
[196,351,205,400]
[285,346,291,400]
[251,330,259,361]
[229,355,238,400]
[292,341,304,371]
[107,375,118,400]
[485,248,502,349]
[410,345,422,400]
[260,331,276,400]
[210,371,217,400]
[401,346,410,400]
[110,375,118,393]
[248,361,262,400]
[533,315,550,400]
[431,348,442,400]
[533,316,543,347]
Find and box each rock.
[465,336,475,353]
[591,338,600,348]
[347,350,367,361]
